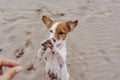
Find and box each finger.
[0,58,20,67]
[0,66,3,75]
[3,66,22,80]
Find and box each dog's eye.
[58,31,64,35]
[50,30,53,33]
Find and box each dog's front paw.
[41,39,54,49]
[37,47,45,60]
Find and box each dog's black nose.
[53,39,56,42]
[52,38,56,42]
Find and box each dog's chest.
[44,48,62,75]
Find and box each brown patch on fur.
[55,23,69,40]
[45,57,47,60]
[48,70,57,79]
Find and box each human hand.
[0,57,22,80]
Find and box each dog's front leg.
[37,40,49,60]
[37,46,45,60]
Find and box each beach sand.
[0,0,120,80]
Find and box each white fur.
[49,22,60,38]
[37,22,69,80]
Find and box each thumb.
[3,66,22,80]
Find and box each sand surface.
[0,0,120,80]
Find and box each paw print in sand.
[14,48,24,58]
[26,63,35,74]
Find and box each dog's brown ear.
[66,20,78,32]
[42,16,54,28]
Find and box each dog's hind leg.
[60,65,70,80]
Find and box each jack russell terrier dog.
[37,16,78,80]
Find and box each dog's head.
[42,16,78,45]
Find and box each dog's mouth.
[51,38,60,43]
[51,38,63,48]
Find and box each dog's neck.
[56,40,66,50]
[56,40,67,62]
